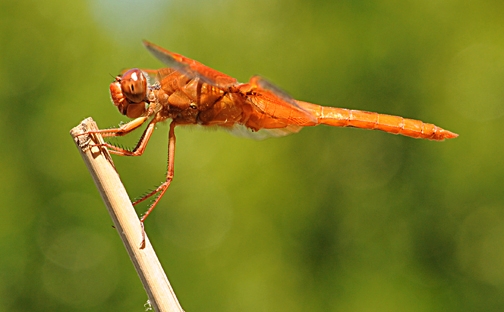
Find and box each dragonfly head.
[109,68,149,118]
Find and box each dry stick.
[70,117,184,312]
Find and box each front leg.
[103,119,158,157]
[81,116,155,157]
[84,116,148,138]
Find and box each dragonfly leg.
[102,119,158,157]
[79,116,154,156]
[83,116,149,138]
[134,121,177,248]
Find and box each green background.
[1,0,503,311]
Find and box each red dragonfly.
[85,40,458,247]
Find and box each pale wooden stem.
[70,117,184,312]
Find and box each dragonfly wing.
[227,123,303,140]
[247,75,318,126]
[254,76,301,108]
[143,40,238,89]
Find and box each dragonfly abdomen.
[296,101,458,141]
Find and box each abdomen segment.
[296,101,458,141]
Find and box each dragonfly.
[84,40,458,248]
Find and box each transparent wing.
[143,40,238,89]
[227,123,303,140]
[246,75,318,125]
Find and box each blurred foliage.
[0,0,503,311]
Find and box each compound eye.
[120,69,147,103]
